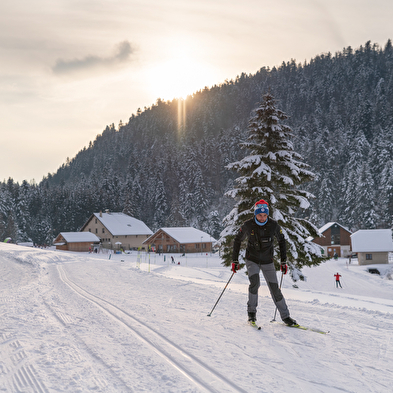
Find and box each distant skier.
[334,272,342,288]
[171,256,175,264]
[231,199,297,326]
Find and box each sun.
[147,57,218,100]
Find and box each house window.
[331,225,340,245]
[366,254,373,260]
[88,228,91,232]
[95,218,97,224]
[95,228,98,234]
[102,228,105,234]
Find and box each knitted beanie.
[254,199,269,216]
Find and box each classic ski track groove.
[0,333,49,393]
[57,265,246,393]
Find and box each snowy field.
[1,242,393,393]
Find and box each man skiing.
[334,272,342,288]
[231,199,297,326]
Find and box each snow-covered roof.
[93,213,153,236]
[59,232,100,243]
[351,229,393,252]
[318,222,351,234]
[145,227,216,244]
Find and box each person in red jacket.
[334,272,342,288]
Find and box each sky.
[1,0,393,183]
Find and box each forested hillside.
[2,40,393,245]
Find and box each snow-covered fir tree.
[341,130,371,230]
[220,92,327,280]
[377,159,393,227]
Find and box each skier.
[231,199,297,326]
[334,272,342,288]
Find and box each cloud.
[52,41,135,75]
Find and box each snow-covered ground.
[1,242,393,393]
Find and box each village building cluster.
[309,222,393,265]
[53,210,216,255]
[52,211,393,266]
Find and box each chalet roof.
[57,232,100,243]
[82,212,153,236]
[351,229,393,252]
[318,222,351,234]
[144,227,217,244]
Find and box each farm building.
[351,229,393,265]
[309,222,352,258]
[54,232,100,252]
[143,227,216,254]
[80,211,153,250]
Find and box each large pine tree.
[220,92,327,280]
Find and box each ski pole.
[271,270,284,322]
[207,271,235,317]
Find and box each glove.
[231,261,240,273]
[280,262,288,275]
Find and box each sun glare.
[148,57,217,100]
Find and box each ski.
[249,321,262,330]
[271,321,329,334]
[287,324,329,334]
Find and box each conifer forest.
[2,40,393,245]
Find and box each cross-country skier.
[334,272,342,288]
[231,199,297,326]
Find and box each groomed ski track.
[56,265,246,393]
[2,244,393,393]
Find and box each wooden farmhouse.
[80,211,153,250]
[309,222,352,258]
[351,229,393,265]
[143,227,217,254]
[54,232,100,252]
